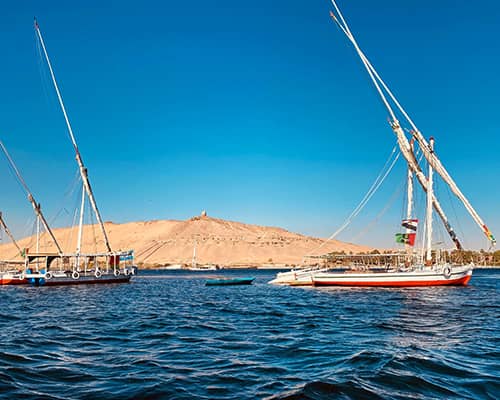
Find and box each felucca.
[313,1,496,287]
[12,20,138,286]
[272,1,495,287]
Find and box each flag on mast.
[395,233,416,246]
[402,219,418,231]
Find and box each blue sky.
[0,0,498,250]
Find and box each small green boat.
[205,277,255,286]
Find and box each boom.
[0,212,23,254]
[0,141,63,254]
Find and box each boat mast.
[425,138,435,265]
[76,183,85,255]
[34,19,112,253]
[0,212,23,254]
[328,5,462,250]
[0,141,63,254]
[405,140,414,255]
[328,1,495,248]
[192,239,197,268]
[36,215,41,269]
[36,215,40,254]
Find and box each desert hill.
[0,213,371,267]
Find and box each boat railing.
[23,250,136,274]
[307,253,462,273]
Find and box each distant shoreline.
[143,265,500,270]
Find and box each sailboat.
[273,1,495,287]
[187,239,217,271]
[0,212,27,285]
[10,19,138,286]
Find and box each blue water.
[1,269,498,399]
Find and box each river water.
[1,269,498,399]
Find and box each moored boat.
[205,277,255,286]
[312,264,472,287]
[0,270,27,285]
[188,239,218,271]
[272,2,496,288]
[5,20,140,286]
[268,266,327,286]
[162,264,184,270]
[309,2,496,287]
[189,264,218,271]
[23,252,137,286]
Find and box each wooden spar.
[0,141,63,254]
[192,239,197,268]
[405,140,414,255]
[0,212,23,254]
[77,183,85,255]
[329,1,495,247]
[34,19,112,253]
[328,3,463,250]
[426,138,435,264]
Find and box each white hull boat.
[269,267,328,286]
[312,264,472,287]
[267,2,496,289]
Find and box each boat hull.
[205,277,255,286]
[0,275,27,285]
[26,273,131,286]
[188,266,218,271]
[313,266,472,287]
[268,268,327,286]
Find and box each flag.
[395,233,416,246]
[483,224,496,243]
[402,219,418,231]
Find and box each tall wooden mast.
[34,19,112,253]
[405,139,415,255]
[425,138,435,265]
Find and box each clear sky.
[0,0,498,250]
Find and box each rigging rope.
[352,178,405,243]
[306,143,400,257]
[89,203,98,253]
[65,193,80,251]
[48,169,81,227]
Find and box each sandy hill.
[0,213,371,267]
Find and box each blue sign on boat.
[205,277,255,286]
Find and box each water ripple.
[0,269,498,399]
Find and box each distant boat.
[187,239,218,271]
[205,277,255,286]
[189,265,218,271]
[162,264,184,270]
